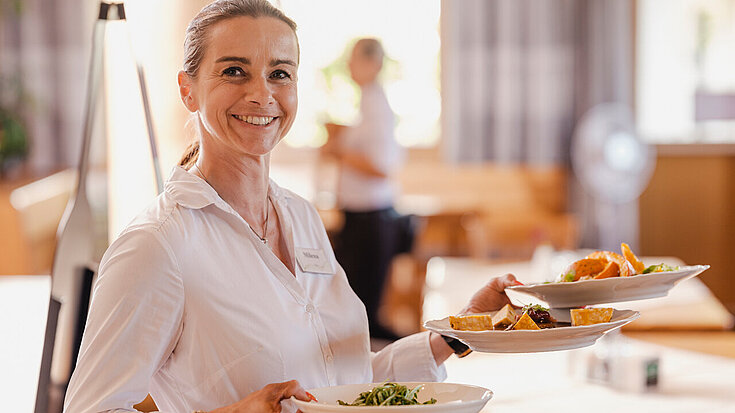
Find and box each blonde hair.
[178,0,298,169]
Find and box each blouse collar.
[164,165,291,212]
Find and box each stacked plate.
[423,265,709,353]
[294,265,709,412]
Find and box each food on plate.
[337,382,437,406]
[520,304,557,328]
[492,304,517,329]
[585,251,635,278]
[570,307,614,326]
[449,314,494,331]
[560,258,607,282]
[512,312,541,330]
[642,263,679,274]
[450,304,572,331]
[621,242,645,273]
[508,304,559,330]
[557,243,676,282]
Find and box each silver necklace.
[194,163,270,245]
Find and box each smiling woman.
[61,1,518,412]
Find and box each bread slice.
[512,312,540,330]
[492,304,517,329]
[570,308,614,326]
[449,314,494,331]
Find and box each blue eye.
[223,67,244,77]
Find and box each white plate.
[292,382,492,413]
[506,265,709,308]
[423,309,639,353]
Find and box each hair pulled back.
[178,0,297,169]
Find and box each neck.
[358,79,378,89]
[194,138,271,227]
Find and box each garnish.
[337,382,437,406]
[642,264,679,274]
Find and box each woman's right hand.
[208,380,311,413]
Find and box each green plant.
[0,73,31,175]
[0,107,28,168]
[0,1,30,176]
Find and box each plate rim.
[291,381,493,410]
[423,309,640,336]
[506,264,709,291]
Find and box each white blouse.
[337,82,403,211]
[64,166,445,413]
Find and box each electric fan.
[571,102,656,250]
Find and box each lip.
[231,113,280,127]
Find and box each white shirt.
[337,82,403,211]
[64,166,445,413]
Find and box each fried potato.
[593,261,620,279]
[621,242,645,274]
[586,251,635,277]
[562,258,608,281]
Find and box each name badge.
[295,248,334,274]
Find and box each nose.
[248,75,274,106]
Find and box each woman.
[323,38,406,341]
[63,1,519,412]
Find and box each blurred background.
[1,0,734,411]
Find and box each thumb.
[492,273,519,291]
[276,380,310,402]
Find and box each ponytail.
[178,140,200,169]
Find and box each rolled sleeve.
[370,331,447,383]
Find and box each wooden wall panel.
[639,146,735,317]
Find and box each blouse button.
[305,304,315,313]
[326,354,334,363]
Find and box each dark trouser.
[335,207,401,341]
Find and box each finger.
[280,379,311,402]
[496,273,520,289]
[485,273,516,292]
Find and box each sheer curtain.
[0,0,97,174]
[441,0,637,248]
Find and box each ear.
[178,71,198,112]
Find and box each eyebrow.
[270,58,297,67]
[214,56,296,67]
[215,56,250,65]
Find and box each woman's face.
[180,16,298,157]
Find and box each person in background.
[63,2,520,412]
[322,38,405,341]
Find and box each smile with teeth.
[232,114,276,126]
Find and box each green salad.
[642,263,679,274]
[337,382,437,406]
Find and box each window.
[277,0,441,148]
[636,0,735,143]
